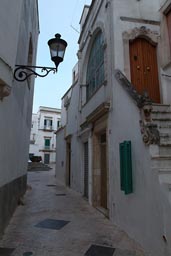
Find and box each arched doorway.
[129,37,160,103]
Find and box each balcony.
[40,146,56,153]
[44,145,50,150]
[43,125,53,131]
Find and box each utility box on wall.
[119,141,133,194]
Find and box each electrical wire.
[70,0,80,28]
[70,0,92,34]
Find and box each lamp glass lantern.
[48,33,67,70]
[13,33,67,82]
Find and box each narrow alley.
[0,168,146,256]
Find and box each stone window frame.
[86,31,105,100]
[44,137,51,149]
[122,26,160,80]
[79,22,107,106]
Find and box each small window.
[44,119,53,130]
[44,138,50,149]
[28,38,33,66]
[57,120,61,128]
[73,71,76,83]
[100,133,106,144]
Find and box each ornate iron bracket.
[14,65,57,82]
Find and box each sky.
[33,0,91,113]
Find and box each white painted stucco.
[56,0,171,255]
[0,0,39,187]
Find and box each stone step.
[152,120,171,129]
[28,162,51,171]
[159,145,171,155]
[158,126,171,134]
[158,168,171,174]
[158,174,171,204]
[149,145,171,156]
[158,169,171,181]
[152,117,171,123]
[151,111,171,120]
[152,103,171,112]
[160,133,171,144]
[151,155,171,169]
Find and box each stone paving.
[0,168,148,256]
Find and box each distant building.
[29,106,61,164]
[0,0,39,236]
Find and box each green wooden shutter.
[119,141,133,194]
[120,142,125,191]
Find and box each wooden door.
[129,38,160,103]
[84,142,89,199]
[44,154,50,164]
[66,142,71,187]
[100,133,107,209]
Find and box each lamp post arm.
[14,65,57,82]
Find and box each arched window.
[86,31,105,100]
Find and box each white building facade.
[30,106,61,164]
[56,0,171,255]
[0,0,39,236]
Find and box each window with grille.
[44,118,53,130]
[86,31,105,100]
[44,138,50,149]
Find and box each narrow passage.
[0,168,146,256]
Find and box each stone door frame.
[122,26,160,81]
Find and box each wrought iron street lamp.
[14,34,67,82]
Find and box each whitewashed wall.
[0,0,39,236]
[0,0,22,87]
[0,0,39,187]
[56,0,171,255]
[109,77,169,255]
[160,0,171,104]
[65,82,83,193]
[56,128,66,184]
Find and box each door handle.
[146,66,150,71]
[137,65,140,70]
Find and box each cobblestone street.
[0,168,147,256]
